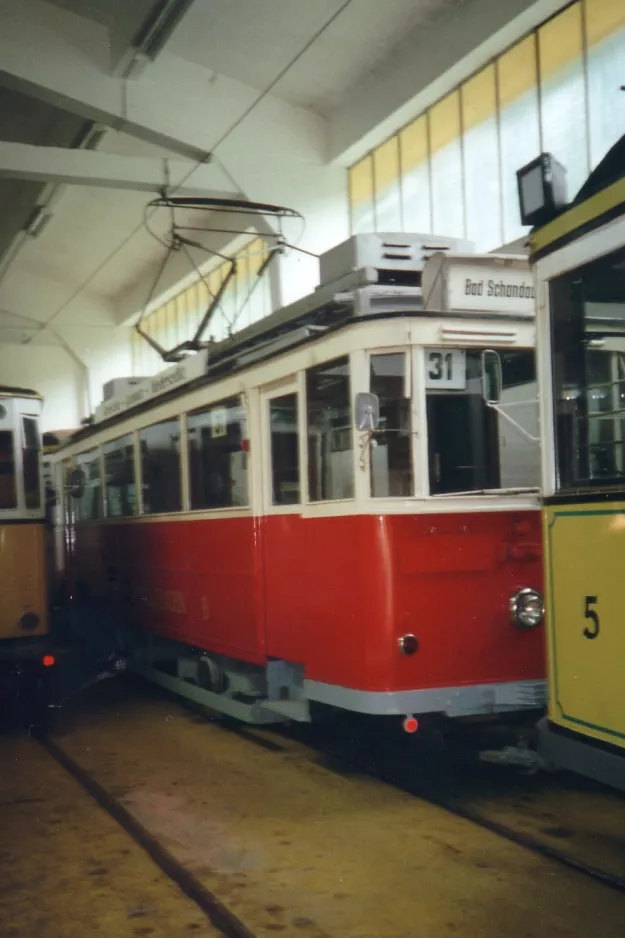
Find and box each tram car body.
[520,139,625,790]
[51,234,546,726]
[0,386,51,698]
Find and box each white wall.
[0,325,133,431]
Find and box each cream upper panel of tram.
[54,314,539,521]
[57,316,537,458]
[534,215,625,498]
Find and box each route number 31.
[425,348,466,390]
[583,595,600,639]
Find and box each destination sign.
[446,262,535,315]
[94,350,209,424]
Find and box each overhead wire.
[23,0,355,346]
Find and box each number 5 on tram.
[519,139,625,791]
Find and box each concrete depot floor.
[0,736,222,938]
[6,677,616,938]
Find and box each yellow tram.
[0,385,50,699]
[517,138,625,790]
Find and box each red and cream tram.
[51,234,546,727]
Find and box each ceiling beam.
[0,0,330,173]
[0,0,209,161]
[0,142,240,198]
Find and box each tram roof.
[529,134,625,262]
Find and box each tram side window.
[22,416,41,509]
[188,396,248,509]
[103,434,137,518]
[307,356,354,501]
[74,449,102,521]
[369,353,412,496]
[269,393,300,505]
[140,418,181,514]
[426,348,538,495]
[0,430,16,509]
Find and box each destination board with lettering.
[94,350,209,424]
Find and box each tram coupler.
[46,654,127,709]
[479,739,552,774]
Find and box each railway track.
[273,715,625,897]
[38,733,260,938]
[35,677,625,938]
[43,699,625,904]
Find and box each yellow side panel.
[544,503,625,748]
[538,3,583,82]
[373,137,399,195]
[348,156,374,212]
[497,34,538,110]
[399,115,428,174]
[461,63,496,132]
[429,90,460,156]
[585,0,625,47]
[0,523,48,639]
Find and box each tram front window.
[307,356,354,501]
[550,245,625,490]
[369,352,412,497]
[426,348,538,495]
[22,416,41,509]
[0,429,16,509]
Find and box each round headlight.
[509,588,544,630]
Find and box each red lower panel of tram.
[72,509,544,693]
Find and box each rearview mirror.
[66,467,85,499]
[481,350,502,405]
[355,392,380,431]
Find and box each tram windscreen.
[0,430,16,509]
[550,245,625,490]
[426,348,539,495]
[370,352,412,496]
[306,357,354,501]
[22,416,41,509]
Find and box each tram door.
[260,380,305,661]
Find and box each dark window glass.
[22,416,41,509]
[550,246,625,491]
[75,449,102,522]
[103,434,136,518]
[140,418,181,514]
[188,397,248,509]
[269,393,300,505]
[0,430,16,509]
[426,348,538,495]
[369,353,412,496]
[307,356,354,501]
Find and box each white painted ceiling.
[169,0,463,114]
